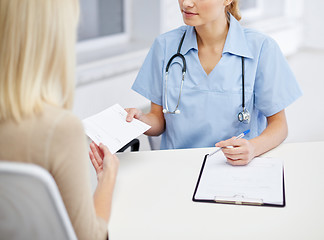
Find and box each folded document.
[82,104,151,154]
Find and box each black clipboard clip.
[214,194,264,206]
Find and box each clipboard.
[192,154,286,207]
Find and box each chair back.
[0,161,77,240]
[148,135,162,150]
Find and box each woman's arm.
[216,110,288,165]
[89,143,118,222]
[125,102,165,136]
[50,113,112,240]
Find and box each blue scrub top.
[132,14,302,150]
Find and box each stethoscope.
[162,31,250,124]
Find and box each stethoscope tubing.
[163,32,187,114]
[166,53,186,73]
[163,30,250,123]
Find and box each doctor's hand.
[125,108,143,122]
[215,137,256,166]
[89,142,119,182]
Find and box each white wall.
[160,0,183,33]
[74,70,149,119]
[285,49,324,143]
[303,0,324,49]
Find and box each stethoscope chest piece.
[238,108,250,124]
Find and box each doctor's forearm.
[138,102,165,136]
[249,110,288,158]
[141,112,165,136]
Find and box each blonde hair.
[226,0,241,22]
[0,0,79,122]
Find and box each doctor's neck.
[195,16,229,48]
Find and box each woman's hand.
[90,142,119,222]
[89,142,119,181]
[125,108,143,122]
[215,137,255,166]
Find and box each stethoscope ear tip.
[162,109,167,114]
[175,109,180,114]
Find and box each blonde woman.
[126,0,302,165]
[0,1,118,239]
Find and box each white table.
[109,142,324,239]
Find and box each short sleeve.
[132,37,165,106]
[254,37,302,117]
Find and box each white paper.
[82,104,151,154]
[195,152,284,205]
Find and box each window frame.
[77,0,131,53]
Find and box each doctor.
[126,0,302,165]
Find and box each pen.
[209,129,250,157]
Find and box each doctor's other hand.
[215,137,255,166]
[89,142,119,182]
[125,108,143,122]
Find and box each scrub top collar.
[180,13,254,59]
[180,26,198,55]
